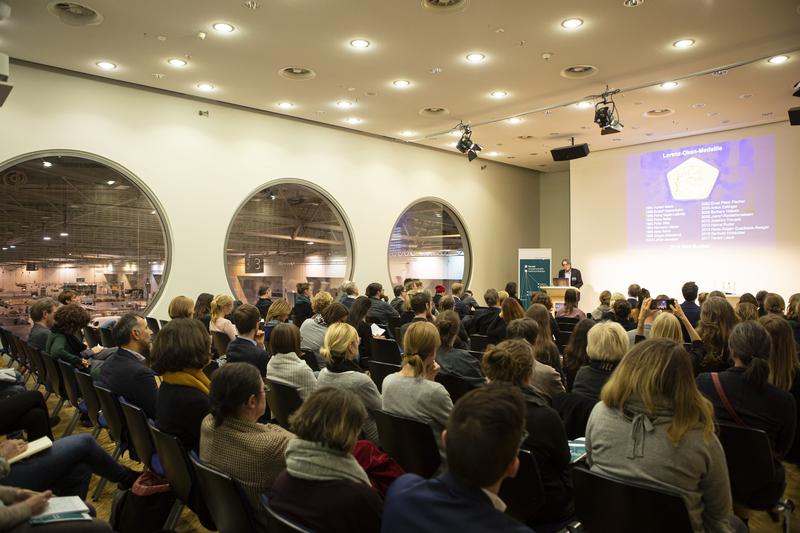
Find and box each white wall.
[570,121,800,309]
[0,64,541,318]
[538,170,571,276]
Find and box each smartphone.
[651,298,674,310]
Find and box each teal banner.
[519,258,551,309]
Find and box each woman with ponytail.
[382,321,453,463]
[435,311,485,388]
[209,293,238,341]
[697,320,796,508]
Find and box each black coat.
[557,268,583,289]
[97,348,158,419]
[156,383,209,452]
[225,337,268,376]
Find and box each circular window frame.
[0,149,173,315]
[223,178,356,302]
[387,196,472,289]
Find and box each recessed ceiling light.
[399,130,416,137]
[490,90,508,99]
[336,100,354,109]
[212,22,235,33]
[167,58,187,67]
[106,180,116,185]
[738,94,753,100]
[8,246,15,249]
[673,39,695,49]
[150,210,156,215]
[691,103,706,109]
[306,241,315,245]
[487,151,499,156]
[96,61,117,71]
[1,248,6,251]
[43,237,51,241]
[660,81,679,90]
[706,111,719,117]
[42,161,52,168]
[350,39,370,49]
[344,117,362,124]
[507,117,523,124]
[60,232,69,237]
[767,55,789,64]
[466,53,486,63]
[196,83,215,92]
[277,102,295,109]
[576,101,593,109]
[392,80,411,88]
[561,18,584,29]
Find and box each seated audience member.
[255,285,273,320]
[739,293,758,306]
[269,387,382,533]
[525,304,563,373]
[399,291,433,346]
[383,321,453,461]
[56,290,79,306]
[764,293,786,317]
[497,290,509,307]
[482,342,574,525]
[590,291,612,321]
[755,290,769,317]
[626,283,641,309]
[264,299,291,345]
[794,300,800,346]
[365,283,400,325]
[317,323,382,442]
[27,298,57,352]
[266,324,317,399]
[698,291,709,307]
[0,393,53,442]
[556,289,586,320]
[193,292,214,331]
[611,298,635,331]
[461,289,478,313]
[341,281,359,309]
[438,297,470,348]
[467,289,501,336]
[505,281,523,307]
[167,295,194,319]
[451,283,469,317]
[348,296,375,364]
[398,291,416,326]
[226,303,268,376]
[390,285,406,315]
[697,320,796,508]
[299,292,336,366]
[586,339,742,533]
[572,321,627,402]
[46,304,96,369]
[786,293,800,324]
[439,294,455,312]
[97,313,157,418]
[291,282,313,328]
[433,285,446,308]
[152,318,212,452]
[209,294,237,341]
[680,281,702,327]
[506,319,565,399]
[200,363,293,533]
[696,296,738,373]
[436,311,484,388]
[530,292,561,341]
[563,318,596,391]
[383,384,533,533]
[629,296,662,347]
[0,482,112,532]
[735,302,759,322]
[486,298,525,344]
[708,290,727,300]
[631,287,651,323]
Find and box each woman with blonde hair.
[382,321,453,461]
[572,321,628,402]
[317,322,382,442]
[497,290,509,306]
[168,295,194,319]
[586,339,741,533]
[264,299,291,344]
[210,294,237,341]
[695,296,737,373]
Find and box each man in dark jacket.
[226,303,268,376]
[292,282,313,327]
[557,259,583,289]
[365,282,400,325]
[467,289,501,335]
[255,285,273,320]
[28,298,58,352]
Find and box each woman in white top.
[210,294,238,341]
[266,323,317,400]
[382,321,453,461]
[317,323,382,442]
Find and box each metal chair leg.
[50,398,65,418]
[164,501,184,530]
[91,443,122,501]
[61,411,80,438]
[91,426,101,438]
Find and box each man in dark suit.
[255,285,273,320]
[467,289,501,335]
[365,282,400,325]
[226,303,268,376]
[451,282,469,318]
[97,313,157,419]
[680,281,701,326]
[557,258,583,289]
[399,292,433,346]
[28,297,58,352]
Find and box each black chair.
[556,330,572,352]
[9,335,30,382]
[571,464,693,533]
[82,326,100,349]
[73,369,106,438]
[98,326,115,348]
[367,360,400,393]
[159,319,168,328]
[92,384,127,500]
[373,409,440,478]
[212,331,231,358]
[145,316,161,334]
[22,343,47,393]
[434,373,473,404]
[190,454,260,533]
[370,337,402,365]
[551,392,597,440]
[261,495,315,533]
[147,424,194,531]
[265,377,303,429]
[300,349,320,372]
[119,398,163,476]
[498,449,546,523]
[40,353,67,417]
[468,334,491,352]
[56,359,88,437]
[556,316,581,335]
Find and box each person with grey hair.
[341,281,359,309]
[96,313,157,418]
[697,320,796,510]
[572,321,628,402]
[27,298,58,352]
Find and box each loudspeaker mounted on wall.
[789,107,800,126]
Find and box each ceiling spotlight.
[350,39,370,49]
[42,161,53,168]
[561,18,584,29]
[455,124,483,162]
[306,241,315,245]
[96,61,117,71]
[150,210,156,214]
[106,180,116,185]
[277,102,295,109]
[168,58,187,67]
[576,101,593,109]
[8,245,15,249]
[392,80,411,88]
[660,81,679,90]
[768,55,789,64]
[673,39,695,49]
[466,53,486,63]
[487,151,499,157]
[336,100,354,109]
[399,130,416,137]
[43,237,51,241]
[212,22,235,33]
[196,83,215,91]
[1,247,6,251]
[490,90,508,99]
[344,117,362,124]
[507,117,523,124]
[60,232,69,237]
[594,90,624,135]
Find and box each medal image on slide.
[666,157,720,201]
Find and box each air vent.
[643,108,675,118]
[418,106,450,117]
[2,170,28,187]
[278,67,316,80]
[47,1,103,26]
[515,135,535,141]
[623,0,644,6]
[421,0,468,13]
[560,65,598,79]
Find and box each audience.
[383,321,453,462]
[292,282,314,328]
[27,298,57,352]
[255,285,273,320]
[365,282,400,324]
[764,292,786,317]
[695,296,737,373]
[680,281,701,327]
[152,318,212,452]
[698,291,709,307]
[300,295,345,368]
[590,290,612,321]
[209,294,237,341]
[264,299,291,344]
[266,323,317,399]
[383,384,532,533]
[631,288,650,322]
[451,283,469,317]
[506,319,565,399]
[572,321,627,402]
[193,292,214,331]
[525,304,562,372]
[341,281,359,309]
[390,285,406,315]
[497,290,509,306]
[556,289,586,320]
[46,304,94,369]
[269,387,382,533]
[461,289,478,313]
[739,293,758,307]
[435,311,484,388]
[563,318,596,391]
[786,293,800,325]
[586,338,742,533]
[398,291,432,346]
[755,290,769,317]
[168,295,194,319]
[611,298,635,331]
[487,298,525,344]
[200,363,293,533]
[467,288,501,336]
[530,292,561,341]
[735,302,759,322]
[626,283,640,309]
[226,303,268,376]
[348,296,375,363]
[505,281,523,307]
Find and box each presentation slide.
[626,135,775,249]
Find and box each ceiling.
[1,0,799,171]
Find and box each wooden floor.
[6,360,800,532]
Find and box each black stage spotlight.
[455,125,482,161]
[594,92,623,135]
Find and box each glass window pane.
[225,182,353,303]
[388,200,470,291]
[0,153,169,319]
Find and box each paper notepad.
[8,436,53,465]
[370,323,385,337]
[568,437,587,463]
[29,497,91,524]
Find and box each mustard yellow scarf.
[161,368,211,395]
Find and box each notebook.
[8,436,53,465]
[29,496,91,525]
[569,437,587,463]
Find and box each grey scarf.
[285,438,370,486]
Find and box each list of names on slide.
[644,205,685,243]
[699,200,768,241]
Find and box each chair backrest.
[373,409,441,478]
[98,326,115,348]
[23,344,46,385]
[40,352,66,398]
[556,316,580,333]
[159,319,168,328]
[73,370,102,428]
[468,334,490,352]
[82,326,100,349]
[119,398,156,472]
[190,455,259,533]
[498,449,546,523]
[149,423,195,503]
[57,359,83,408]
[260,495,315,533]
[715,423,776,502]
[434,373,472,404]
[556,330,572,352]
[299,349,320,372]
[370,337,402,365]
[145,317,161,334]
[571,464,693,533]
[9,335,28,366]
[94,384,126,443]
[367,360,400,393]
[551,392,597,440]
[212,332,231,357]
[265,378,303,429]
